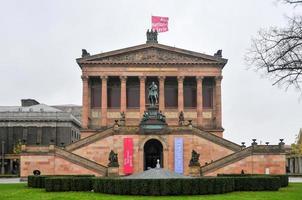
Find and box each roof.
[76,43,228,67]
[0,104,61,112]
[0,104,81,126]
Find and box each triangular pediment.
[77,43,227,65]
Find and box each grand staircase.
[192,127,241,151]
[55,146,107,175]
[65,127,114,151]
[200,145,285,175]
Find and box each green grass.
[0,183,302,200]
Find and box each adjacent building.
[0,99,81,174]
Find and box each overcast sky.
[0,0,301,145]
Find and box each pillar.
[159,76,165,112]
[37,127,42,145]
[139,76,146,116]
[196,76,204,127]
[120,76,127,113]
[81,75,89,129]
[101,76,108,127]
[215,76,223,128]
[177,76,184,112]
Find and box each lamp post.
[1,141,5,174]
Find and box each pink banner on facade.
[123,138,133,174]
[152,16,169,33]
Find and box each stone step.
[65,127,114,151]
[55,147,107,175]
[200,145,285,174]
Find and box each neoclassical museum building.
[20,32,286,178]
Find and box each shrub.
[45,176,94,192]
[93,177,235,196]
[218,174,288,187]
[27,174,94,188]
[27,175,48,188]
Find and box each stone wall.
[20,153,101,178]
[72,133,234,175]
[204,154,286,176]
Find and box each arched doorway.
[144,139,163,170]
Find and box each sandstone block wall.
[204,154,286,176]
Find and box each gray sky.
[0,0,301,145]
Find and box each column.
[196,76,204,127]
[159,76,165,112]
[215,76,223,128]
[36,127,42,145]
[101,76,108,127]
[81,75,89,129]
[139,76,146,116]
[120,76,127,112]
[177,76,184,112]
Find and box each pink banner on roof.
[152,16,169,33]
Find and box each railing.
[192,127,242,151]
[201,144,285,174]
[65,127,114,151]
[201,147,252,174]
[55,147,107,175]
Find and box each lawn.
[0,183,302,200]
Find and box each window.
[184,77,197,108]
[108,77,121,108]
[203,78,214,108]
[127,77,139,108]
[90,78,101,108]
[165,77,178,108]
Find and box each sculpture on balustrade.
[189,150,200,167]
[108,150,119,167]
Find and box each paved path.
[0,178,23,184]
[289,177,302,183]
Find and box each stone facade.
[78,42,226,135]
[19,35,286,178]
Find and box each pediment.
[77,44,227,65]
[90,47,211,63]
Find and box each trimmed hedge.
[45,177,94,192]
[27,175,95,188]
[232,177,280,191]
[217,174,289,187]
[93,177,235,195]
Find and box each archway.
[144,139,163,170]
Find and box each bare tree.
[283,0,302,5]
[246,2,302,91]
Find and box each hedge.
[45,177,94,192]
[232,177,280,191]
[27,175,95,188]
[93,177,235,195]
[217,174,288,187]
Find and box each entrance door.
[144,139,163,170]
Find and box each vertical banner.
[123,138,133,174]
[174,138,184,174]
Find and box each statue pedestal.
[139,106,168,134]
[107,167,119,177]
[189,165,201,177]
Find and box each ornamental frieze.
[91,48,209,63]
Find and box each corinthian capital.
[81,75,88,81]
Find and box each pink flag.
[152,16,169,33]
